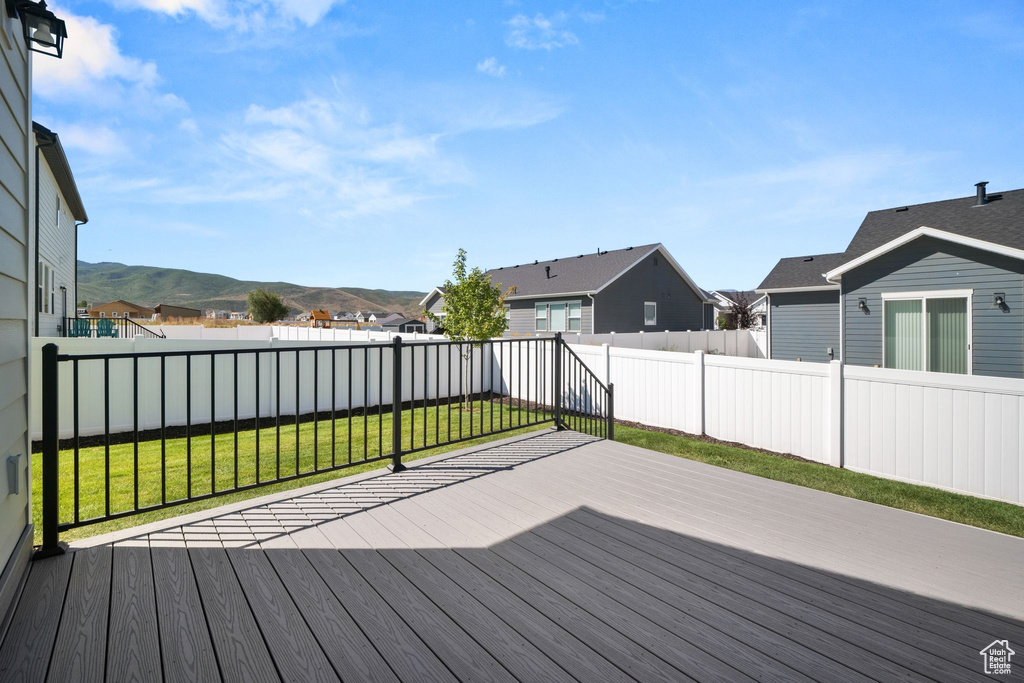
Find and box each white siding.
[35,158,76,336]
[0,12,32,614]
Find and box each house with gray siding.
[759,182,1024,378]
[421,244,714,335]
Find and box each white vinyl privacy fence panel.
[843,365,1024,505]
[703,356,834,464]
[565,329,766,358]
[568,342,1022,505]
[32,338,486,440]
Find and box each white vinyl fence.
[156,325,442,342]
[31,337,531,441]
[568,343,1023,506]
[564,329,767,358]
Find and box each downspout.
[765,294,771,359]
[33,134,58,337]
[74,219,87,314]
[587,293,596,334]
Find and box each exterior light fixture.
[6,0,67,58]
[858,298,867,311]
[994,293,1005,307]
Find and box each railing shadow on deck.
[72,430,599,551]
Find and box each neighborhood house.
[759,182,1024,378]
[422,244,715,335]
[86,300,155,320]
[32,123,88,337]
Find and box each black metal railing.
[61,316,166,339]
[35,333,612,556]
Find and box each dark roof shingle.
[844,188,1024,258]
[757,253,847,290]
[484,244,661,298]
[759,185,1024,290]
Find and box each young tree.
[728,292,755,330]
[247,289,289,323]
[426,248,512,409]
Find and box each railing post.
[35,343,67,559]
[606,382,615,441]
[553,333,564,430]
[389,336,406,472]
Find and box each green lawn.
[614,424,1024,538]
[36,400,551,544]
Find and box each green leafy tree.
[426,248,512,408]
[247,289,289,323]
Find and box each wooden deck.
[2,429,1022,682]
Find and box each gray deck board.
[107,545,161,683]
[0,552,72,683]
[47,547,111,683]
[189,547,279,683]
[3,430,1022,683]
[151,546,220,683]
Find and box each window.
[100,311,106,318]
[644,301,657,326]
[534,304,547,331]
[124,312,131,319]
[37,262,54,314]
[112,312,120,318]
[535,300,583,332]
[568,302,582,332]
[882,291,971,374]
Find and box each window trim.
[644,301,657,326]
[881,289,973,375]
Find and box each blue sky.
[35,1,1024,292]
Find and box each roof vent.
[626,246,633,250]
[895,206,908,212]
[974,181,989,207]
[514,264,519,268]
[803,256,813,262]
[578,254,583,258]
[534,260,538,265]
[545,265,551,279]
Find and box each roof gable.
[846,188,1024,258]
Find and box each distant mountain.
[77,261,427,317]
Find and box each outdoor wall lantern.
[994,293,1006,309]
[6,0,66,58]
[858,298,868,311]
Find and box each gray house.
[422,244,714,335]
[381,317,427,334]
[759,182,1024,378]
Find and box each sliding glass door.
[883,292,969,374]
[926,297,968,374]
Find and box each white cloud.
[33,6,182,113]
[476,57,506,77]
[178,118,200,134]
[109,0,345,29]
[55,124,131,157]
[506,12,579,50]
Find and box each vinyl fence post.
[693,349,705,436]
[828,359,843,468]
[553,333,564,430]
[601,343,611,388]
[389,336,406,472]
[35,343,67,559]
